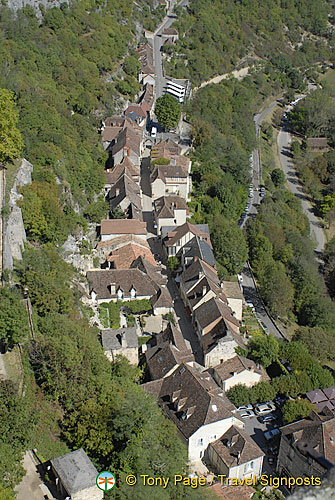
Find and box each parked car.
[260,191,266,198]
[246,301,255,312]
[254,402,276,416]
[151,126,157,138]
[237,404,253,411]
[258,413,277,423]
[264,428,280,440]
[241,212,247,218]
[249,191,254,198]
[238,409,255,419]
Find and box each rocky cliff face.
[6,0,70,14]
[3,158,33,271]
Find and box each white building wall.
[223,370,263,392]
[204,339,239,368]
[188,417,243,463]
[226,298,243,321]
[227,456,263,480]
[101,233,147,242]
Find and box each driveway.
[15,451,56,500]
[242,415,280,475]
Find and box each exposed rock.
[3,158,33,271]
[6,0,71,16]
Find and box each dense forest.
[165,0,335,84]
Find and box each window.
[244,461,254,473]
[197,438,203,447]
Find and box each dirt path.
[193,67,250,92]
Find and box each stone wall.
[3,158,33,271]
[6,0,71,15]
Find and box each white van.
[151,126,157,138]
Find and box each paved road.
[277,114,326,256]
[15,451,56,500]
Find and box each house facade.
[102,327,139,365]
[207,426,264,480]
[211,355,269,392]
[153,195,187,234]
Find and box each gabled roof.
[157,322,190,352]
[111,126,142,157]
[51,449,98,495]
[87,269,159,300]
[142,364,239,439]
[109,174,141,212]
[125,104,147,118]
[105,158,140,186]
[280,410,335,468]
[181,258,219,292]
[150,164,188,184]
[151,138,181,158]
[107,243,156,269]
[195,297,239,330]
[154,195,187,219]
[181,235,216,269]
[306,389,328,404]
[100,219,147,236]
[212,355,269,383]
[220,281,243,300]
[102,327,138,350]
[131,256,167,287]
[151,286,173,310]
[164,222,211,247]
[145,344,194,380]
[209,426,264,468]
[97,234,149,252]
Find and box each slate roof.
[107,243,156,269]
[210,425,264,468]
[109,174,142,212]
[143,364,239,439]
[101,327,138,350]
[87,269,159,300]
[100,219,147,236]
[131,256,167,286]
[164,222,211,247]
[323,386,335,400]
[150,286,173,310]
[150,164,188,184]
[181,258,220,292]
[181,235,216,269]
[157,322,190,352]
[212,355,269,383]
[154,195,187,219]
[194,297,239,330]
[110,126,142,157]
[306,389,328,404]
[280,410,335,468]
[145,344,194,380]
[51,449,98,495]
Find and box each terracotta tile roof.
[100,219,147,236]
[143,364,239,439]
[137,43,155,75]
[307,137,328,149]
[162,27,178,35]
[209,425,264,468]
[110,126,142,157]
[131,256,167,287]
[97,234,150,251]
[220,281,243,300]
[212,355,269,383]
[107,243,156,269]
[306,389,328,404]
[87,269,158,300]
[105,158,140,186]
[151,138,181,158]
[125,104,147,118]
[194,297,239,330]
[150,164,188,185]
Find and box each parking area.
[241,410,282,475]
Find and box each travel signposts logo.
[96,471,116,491]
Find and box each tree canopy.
[0,88,24,164]
[155,94,181,130]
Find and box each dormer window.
[130,286,136,298]
[117,288,123,299]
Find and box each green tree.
[250,382,276,404]
[293,326,335,363]
[271,168,286,187]
[259,261,294,317]
[226,384,251,407]
[123,55,141,77]
[0,288,30,347]
[166,256,180,271]
[282,399,317,424]
[248,334,280,368]
[211,216,248,274]
[155,94,181,130]
[0,88,24,163]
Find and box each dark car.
[258,413,277,424]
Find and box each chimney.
[110,283,116,295]
[120,331,127,348]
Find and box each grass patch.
[3,347,22,387]
[138,335,152,347]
